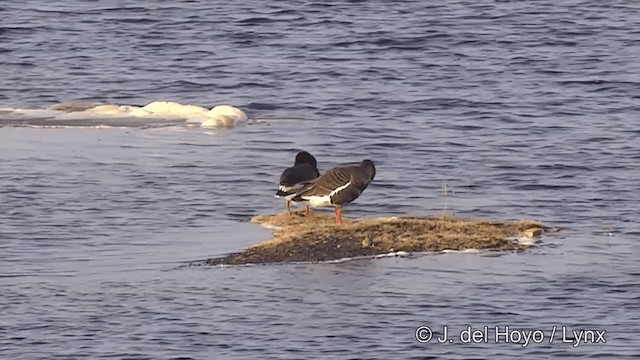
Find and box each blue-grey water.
[1,1,639,358]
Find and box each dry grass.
[207,210,552,265]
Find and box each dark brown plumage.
[289,159,375,223]
[275,151,320,214]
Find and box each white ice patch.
[0,101,248,128]
[441,248,482,254]
[325,250,413,263]
[200,105,248,128]
[373,250,411,258]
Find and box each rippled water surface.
[1,1,639,358]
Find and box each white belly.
[302,195,332,207]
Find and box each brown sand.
[207,210,554,265]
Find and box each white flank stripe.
[301,180,351,207]
[329,180,351,197]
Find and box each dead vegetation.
[207,210,553,265]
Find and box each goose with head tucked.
[287,159,376,224]
[275,151,320,215]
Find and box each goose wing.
[293,165,355,198]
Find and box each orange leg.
[335,207,342,224]
[286,200,291,215]
[305,205,311,217]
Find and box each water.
[1,1,639,358]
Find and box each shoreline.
[207,211,553,266]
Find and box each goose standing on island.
[287,159,376,224]
[275,151,320,215]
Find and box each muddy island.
[207,211,555,265]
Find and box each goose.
[287,159,375,224]
[275,151,320,215]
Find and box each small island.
[207,211,554,265]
